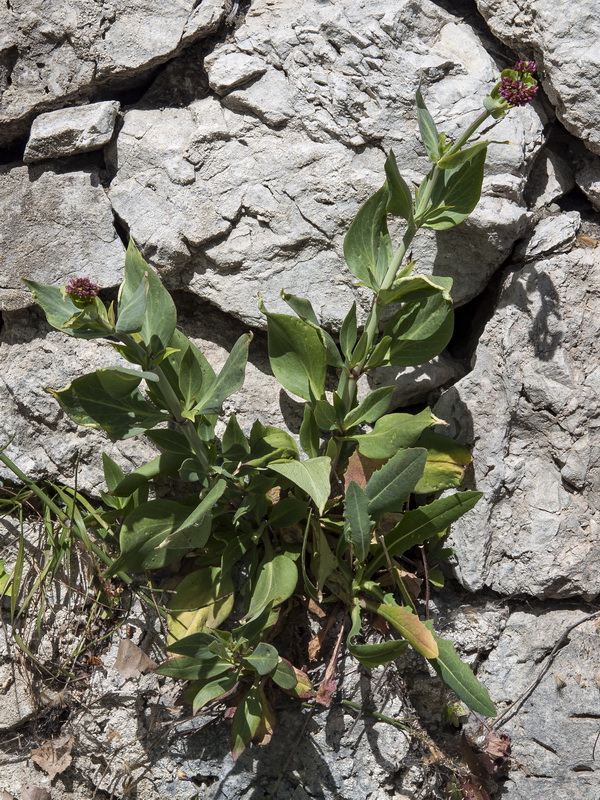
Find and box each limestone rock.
[575,154,600,212]
[23,101,120,163]
[0,0,230,143]
[435,245,600,599]
[526,147,575,210]
[517,211,580,262]
[0,163,124,312]
[479,608,600,799]
[108,0,544,326]
[475,0,600,155]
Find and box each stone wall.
[1,1,600,798]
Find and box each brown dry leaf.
[0,791,15,800]
[344,450,385,492]
[30,735,74,781]
[114,638,158,679]
[307,598,327,619]
[20,787,51,800]
[307,607,338,661]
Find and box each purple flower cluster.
[65,277,100,305]
[499,76,538,107]
[513,60,537,75]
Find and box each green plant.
[18,65,537,757]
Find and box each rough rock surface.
[475,0,600,155]
[436,244,600,599]
[23,101,121,163]
[478,607,600,799]
[2,0,600,797]
[0,164,124,312]
[107,0,544,326]
[0,0,230,143]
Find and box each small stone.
[24,102,120,163]
[205,50,268,94]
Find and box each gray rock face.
[479,608,600,799]
[106,0,544,327]
[0,0,229,143]
[475,0,600,155]
[23,101,121,163]
[436,245,600,600]
[0,164,124,312]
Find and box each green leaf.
[414,431,473,494]
[110,452,185,496]
[102,452,125,492]
[299,404,320,458]
[245,422,299,467]
[416,82,440,162]
[156,656,232,682]
[246,555,298,618]
[436,140,490,170]
[0,560,12,598]
[271,658,298,690]
[340,302,358,360]
[23,280,108,339]
[313,400,338,432]
[428,627,496,716]
[343,184,389,288]
[261,300,327,401]
[159,479,226,549]
[49,369,168,439]
[166,631,218,659]
[268,496,309,528]
[222,414,251,461]
[313,524,337,592]
[191,672,239,714]
[364,448,427,519]
[106,499,203,574]
[347,605,407,667]
[351,408,440,460]
[188,333,252,417]
[383,293,454,367]
[378,275,453,306]
[280,291,342,368]
[421,147,487,230]
[233,605,278,646]
[231,686,263,760]
[384,150,414,222]
[167,566,234,642]
[343,481,372,563]
[160,329,215,403]
[243,642,279,676]
[364,600,438,658]
[115,274,148,333]
[365,491,482,578]
[343,386,394,428]
[145,428,193,457]
[118,240,177,350]
[268,457,331,514]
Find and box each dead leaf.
[20,787,51,800]
[0,791,15,800]
[307,598,327,619]
[30,735,74,781]
[344,450,385,492]
[307,609,338,661]
[114,639,158,679]
[315,624,345,707]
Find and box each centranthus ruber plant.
[21,64,537,759]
